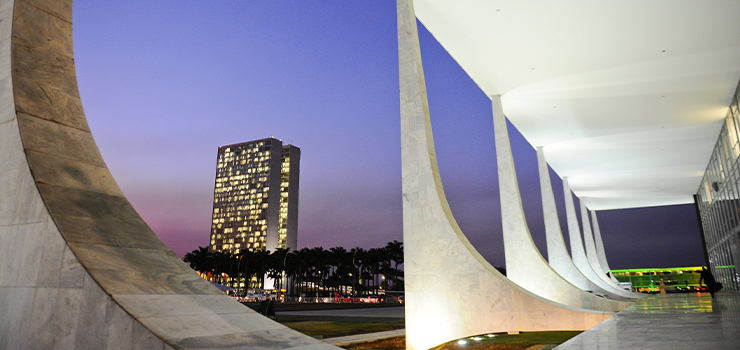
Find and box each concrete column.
[493,96,629,310]
[0,1,345,349]
[536,147,604,292]
[397,1,616,348]
[591,210,620,283]
[563,178,638,298]
[581,202,620,288]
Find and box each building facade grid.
[210,138,299,255]
[696,79,740,291]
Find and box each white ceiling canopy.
[413,0,740,210]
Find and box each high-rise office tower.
[209,137,300,254]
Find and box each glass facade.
[210,138,300,254]
[278,146,299,249]
[695,80,740,291]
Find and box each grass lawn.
[344,336,405,350]
[343,332,582,350]
[280,321,404,339]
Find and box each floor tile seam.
[16,118,102,168]
[14,99,86,129]
[31,191,147,230]
[12,67,84,111]
[82,271,196,290]
[134,308,254,320]
[163,326,302,344]
[27,153,115,184]
[0,117,13,126]
[69,250,183,271]
[0,219,48,227]
[0,285,84,290]
[643,323,726,328]
[136,310,260,320]
[16,113,90,139]
[109,291,223,298]
[12,38,75,77]
[14,79,84,117]
[62,238,171,250]
[68,240,173,252]
[21,2,72,25]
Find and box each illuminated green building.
[612,266,708,293]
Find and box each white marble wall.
[398,1,612,350]
[0,2,170,348]
[1,1,343,349]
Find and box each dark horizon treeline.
[183,240,404,296]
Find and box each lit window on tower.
[209,138,300,255]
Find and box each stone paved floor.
[555,292,740,349]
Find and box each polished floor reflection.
[555,292,740,349]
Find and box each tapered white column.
[493,97,629,310]
[0,1,342,348]
[563,178,637,298]
[397,2,616,349]
[581,201,621,288]
[591,210,620,283]
[536,147,603,293]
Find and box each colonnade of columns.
[398,1,641,349]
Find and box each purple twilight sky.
[72,1,705,270]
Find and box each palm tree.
[328,246,352,296]
[350,247,367,295]
[386,240,404,269]
[307,247,328,295]
[183,246,215,276]
[208,250,237,285]
[253,249,272,288]
[282,249,299,296]
[184,241,405,297]
[365,248,378,292]
[235,248,263,292]
[384,240,404,290]
[267,248,290,291]
[295,247,311,295]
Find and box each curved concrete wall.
[398,1,613,350]
[0,1,341,349]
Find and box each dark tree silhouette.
[184,241,405,297]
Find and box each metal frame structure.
[695,79,740,292]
